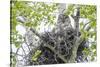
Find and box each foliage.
[32,50,42,61]
[65,4,96,61]
[11,1,58,66]
[11,1,58,48]
[80,5,96,61]
[10,1,96,66]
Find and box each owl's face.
[57,13,77,31]
[57,14,71,31]
[58,14,70,23]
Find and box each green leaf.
[90,22,96,28]
[32,50,42,61]
[15,41,21,48]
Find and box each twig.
[24,37,32,54]
[12,52,24,57]
[21,45,27,56]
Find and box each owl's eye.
[68,35,74,41]
[67,30,73,35]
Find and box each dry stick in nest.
[29,5,81,63]
[30,27,84,63]
[30,28,68,63]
